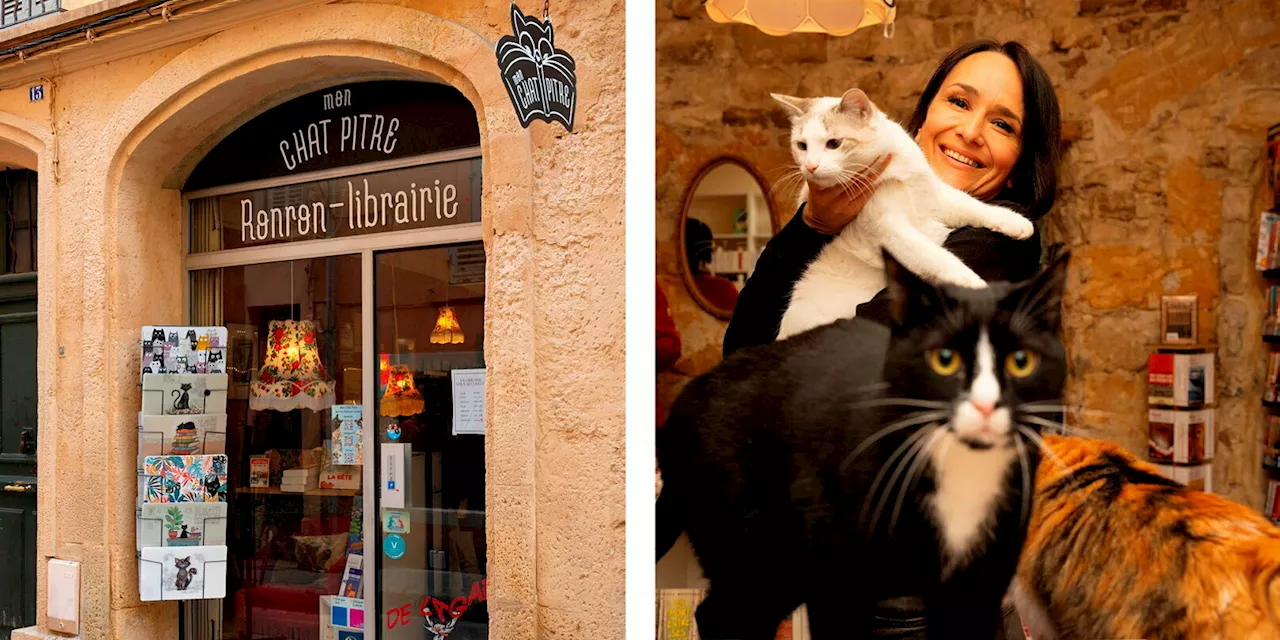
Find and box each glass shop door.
[373,243,488,640]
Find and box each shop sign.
[184,80,481,191]
[202,158,481,252]
[496,3,577,132]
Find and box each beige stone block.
[537,595,625,640]
[110,602,177,640]
[485,483,537,604]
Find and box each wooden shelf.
[1146,343,1218,352]
[235,486,360,497]
[1266,335,1280,344]
[1263,269,1280,279]
[1264,400,1280,410]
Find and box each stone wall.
[656,0,1280,508]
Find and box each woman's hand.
[802,154,892,235]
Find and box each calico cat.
[172,383,192,411]
[657,249,1069,639]
[771,89,1036,340]
[173,556,198,590]
[1012,435,1280,639]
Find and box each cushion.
[293,533,347,573]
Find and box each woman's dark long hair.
[905,40,1062,221]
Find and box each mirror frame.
[677,157,779,321]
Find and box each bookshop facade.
[0,2,625,640]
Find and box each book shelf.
[1146,343,1216,493]
[1257,200,1280,522]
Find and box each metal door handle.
[3,482,33,492]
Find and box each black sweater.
[723,204,1043,356]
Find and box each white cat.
[772,88,1035,340]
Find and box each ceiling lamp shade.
[380,364,425,417]
[430,306,465,345]
[704,0,897,37]
[250,320,335,412]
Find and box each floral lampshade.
[430,306,465,345]
[250,319,335,412]
[380,364,425,417]
[704,0,897,37]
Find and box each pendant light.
[379,256,424,417]
[250,261,335,411]
[431,266,465,345]
[703,0,898,38]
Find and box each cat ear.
[1011,247,1071,330]
[771,93,810,118]
[838,89,873,120]
[882,248,940,327]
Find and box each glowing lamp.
[250,319,335,412]
[430,306,465,345]
[704,0,897,37]
[380,364,425,417]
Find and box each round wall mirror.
[679,160,777,320]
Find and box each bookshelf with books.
[1255,123,1280,523]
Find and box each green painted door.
[0,273,36,640]
[0,168,38,640]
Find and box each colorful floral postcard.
[142,455,228,503]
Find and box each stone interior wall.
[657,0,1280,508]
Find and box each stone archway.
[28,5,538,638]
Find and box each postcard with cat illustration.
[139,545,227,601]
[141,373,229,416]
[136,502,228,550]
[140,326,228,376]
[140,414,227,461]
[142,455,228,503]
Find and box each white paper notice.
[451,368,486,436]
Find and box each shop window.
[375,245,488,640]
[192,256,365,640]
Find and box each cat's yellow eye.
[826,139,841,149]
[1005,350,1039,378]
[927,348,962,376]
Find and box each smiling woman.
[722,39,1063,355]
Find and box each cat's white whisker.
[1016,425,1067,470]
[843,410,949,478]
[854,398,950,409]
[1021,414,1067,431]
[888,428,943,537]
[865,425,936,534]
[1014,435,1032,528]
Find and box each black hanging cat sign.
[495,2,578,132]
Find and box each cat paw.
[999,217,1035,240]
[951,272,987,289]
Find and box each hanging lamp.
[430,306,465,345]
[250,319,335,411]
[703,0,897,37]
[380,364,425,417]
